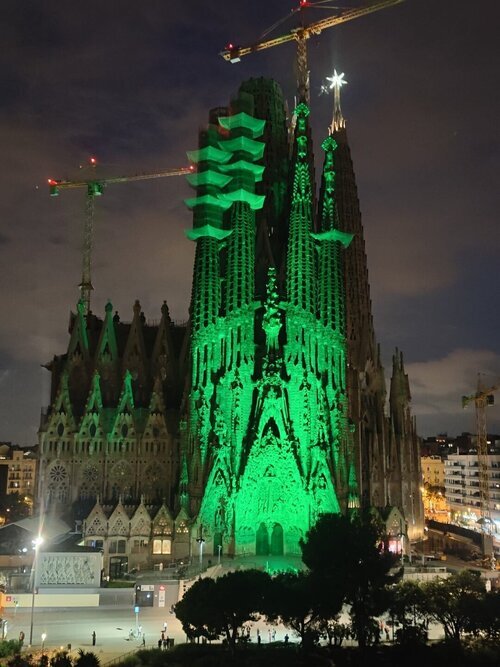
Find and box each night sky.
[1,0,499,446]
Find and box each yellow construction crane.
[462,377,499,531]
[48,160,193,314]
[220,0,405,102]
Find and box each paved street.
[3,598,447,663]
[1,562,462,662]
[6,604,184,662]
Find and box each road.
[4,603,446,661]
[5,604,184,662]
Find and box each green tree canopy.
[74,650,100,667]
[300,511,395,648]
[263,571,327,648]
[174,577,222,642]
[174,570,271,651]
[388,579,427,630]
[421,570,487,644]
[465,589,500,639]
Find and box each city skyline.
[0,0,499,446]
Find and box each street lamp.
[196,529,205,573]
[422,526,428,565]
[28,536,43,647]
[41,632,47,653]
[134,605,140,638]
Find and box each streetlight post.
[196,527,205,574]
[28,536,43,648]
[421,526,428,566]
[217,544,222,566]
[134,605,140,638]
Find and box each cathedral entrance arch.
[270,523,284,556]
[256,523,269,555]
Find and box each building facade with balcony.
[444,453,500,543]
[0,447,37,504]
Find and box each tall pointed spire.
[285,102,316,315]
[322,69,347,134]
[314,135,353,332]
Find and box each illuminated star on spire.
[321,69,348,134]
[326,70,347,91]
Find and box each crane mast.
[48,164,192,314]
[462,377,499,530]
[221,0,405,102]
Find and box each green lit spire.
[285,103,316,314]
[313,135,352,333]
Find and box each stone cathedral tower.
[181,88,358,554]
[181,77,420,558]
[39,77,422,567]
[329,79,423,541]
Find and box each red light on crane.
[89,157,97,165]
[48,179,58,186]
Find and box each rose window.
[49,464,68,485]
[83,465,99,483]
[112,461,131,479]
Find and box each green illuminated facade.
[183,85,359,556]
[38,77,423,570]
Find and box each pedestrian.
[272,629,276,641]
[142,633,145,647]
[92,631,96,646]
[268,629,272,642]
[384,627,390,642]
[18,631,25,647]
[157,639,162,649]
[284,633,289,644]
[162,638,168,650]
[257,634,261,645]
[161,631,165,641]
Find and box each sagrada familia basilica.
[37,77,423,576]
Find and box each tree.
[0,641,22,659]
[214,570,270,650]
[421,570,486,644]
[467,590,500,640]
[263,571,324,649]
[49,652,72,667]
[74,650,99,667]
[317,617,350,647]
[388,579,427,644]
[174,577,221,642]
[0,493,31,523]
[300,511,395,649]
[7,656,32,667]
[174,570,271,651]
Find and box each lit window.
[153,539,171,554]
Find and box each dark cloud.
[0,0,498,443]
